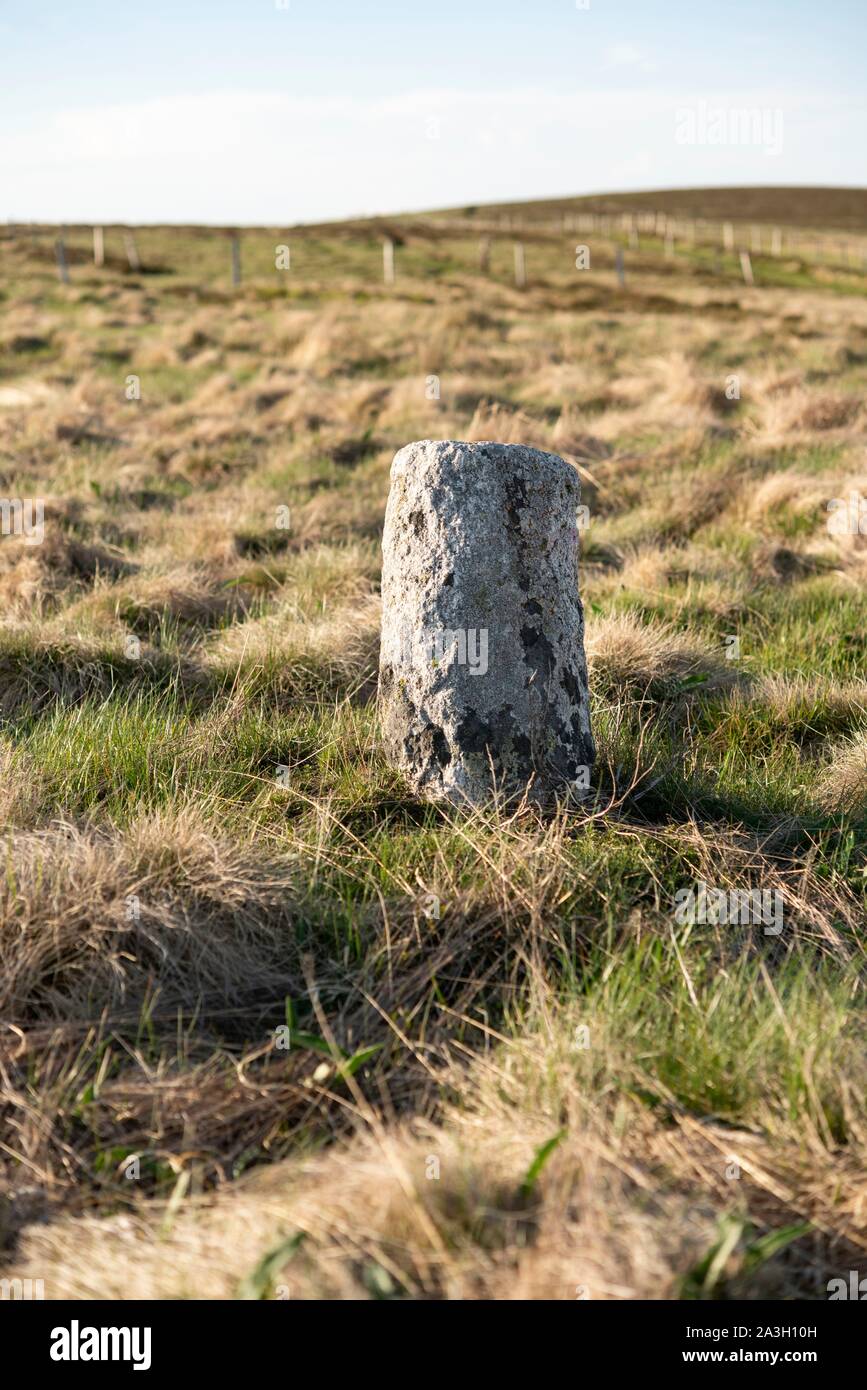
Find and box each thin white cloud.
[2,85,864,223]
[603,43,656,73]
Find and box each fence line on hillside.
[430,210,867,270]
[4,211,867,293]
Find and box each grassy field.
[1,194,866,1300]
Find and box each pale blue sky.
[1,0,864,223]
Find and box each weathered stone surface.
[378,439,594,805]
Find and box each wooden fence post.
[123,230,141,272]
[383,237,395,285]
[93,226,104,267]
[55,237,70,284]
[513,241,526,288]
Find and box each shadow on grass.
[0,639,211,727]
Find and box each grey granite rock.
[378,439,594,805]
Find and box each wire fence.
[3,207,867,294]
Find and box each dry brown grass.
[816,734,867,815]
[11,983,867,1301]
[586,611,738,695]
[0,811,302,1023]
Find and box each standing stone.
[378,440,594,806]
